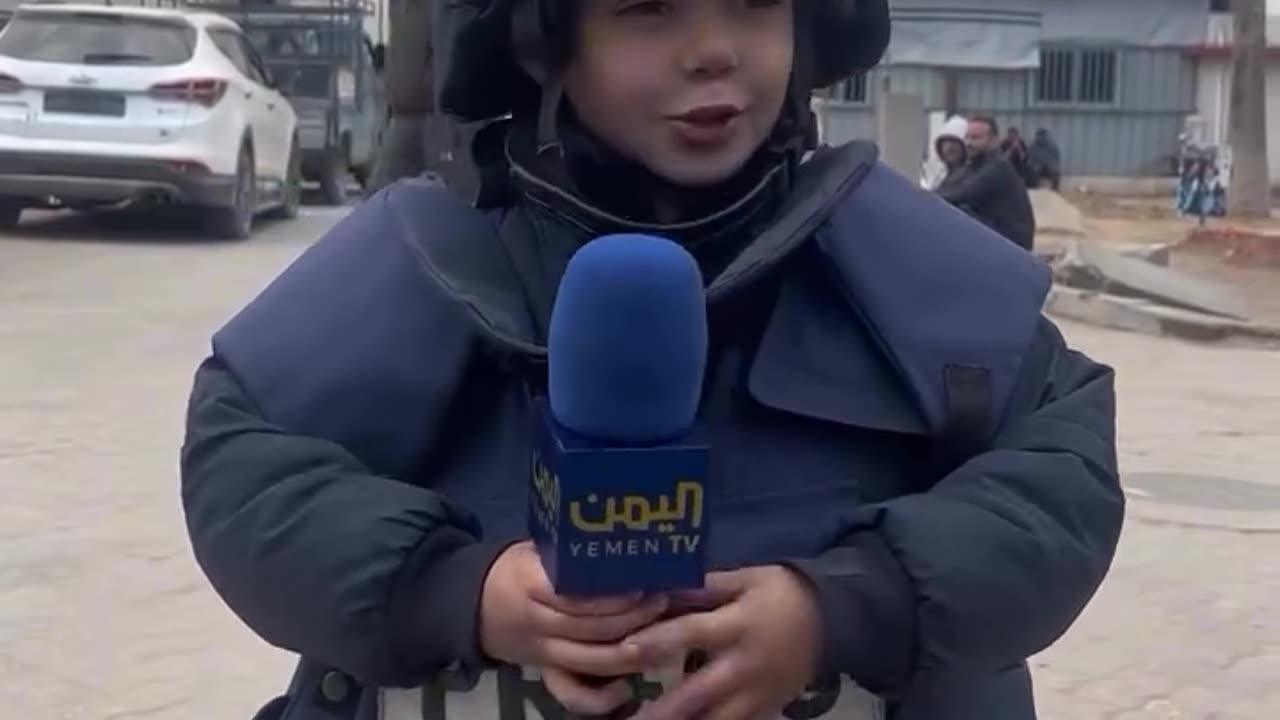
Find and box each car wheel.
[318,149,347,206]
[209,145,256,240]
[351,163,369,190]
[268,144,301,220]
[0,200,21,230]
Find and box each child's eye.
[616,0,671,16]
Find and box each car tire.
[318,149,347,206]
[209,145,256,240]
[0,200,21,231]
[351,163,369,190]
[267,143,302,221]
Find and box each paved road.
[1,209,1276,719]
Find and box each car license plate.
[43,90,126,117]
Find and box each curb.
[1185,226,1280,268]
[1045,285,1280,343]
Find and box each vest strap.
[923,364,995,490]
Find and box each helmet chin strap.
[787,0,820,156]
[536,78,566,157]
[509,0,567,157]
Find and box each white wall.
[1194,11,1280,184]
[1196,58,1230,148]
[1195,57,1280,184]
[364,0,388,44]
[1268,65,1280,184]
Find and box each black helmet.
[434,0,891,123]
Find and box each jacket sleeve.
[788,318,1124,696]
[935,159,1005,208]
[180,354,510,688]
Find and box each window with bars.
[1034,47,1118,105]
[835,73,869,104]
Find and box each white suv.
[0,3,300,238]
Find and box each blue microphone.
[529,234,711,597]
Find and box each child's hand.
[626,566,823,720]
[478,541,666,714]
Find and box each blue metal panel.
[878,67,945,107]
[821,47,1197,176]
[822,105,878,144]
[955,70,1027,112]
[1111,47,1198,113]
[819,103,880,144]
[979,112,1184,176]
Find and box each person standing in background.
[1029,128,1062,191]
[1001,127,1033,186]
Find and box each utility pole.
[1227,0,1270,218]
[366,0,432,193]
[367,0,479,200]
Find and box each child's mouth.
[670,105,742,145]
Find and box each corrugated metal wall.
[822,47,1197,177]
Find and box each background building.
[822,0,1215,178]
[1189,5,1280,184]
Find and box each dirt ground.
[1063,193,1197,246]
[1053,192,1280,329]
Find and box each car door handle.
[244,91,253,99]
[267,102,276,110]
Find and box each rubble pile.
[1045,239,1280,342]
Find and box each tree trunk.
[383,0,433,116]
[368,0,432,194]
[1227,0,1270,218]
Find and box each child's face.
[565,0,794,188]
[939,139,964,166]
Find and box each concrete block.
[1045,285,1255,343]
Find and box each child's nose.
[681,16,739,78]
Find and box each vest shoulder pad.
[211,181,486,479]
[818,163,1052,433]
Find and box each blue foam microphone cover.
[547,234,708,443]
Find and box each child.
[924,115,968,192]
[181,1,1124,719]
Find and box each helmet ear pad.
[510,0,577,83]
[809,0,890,89]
